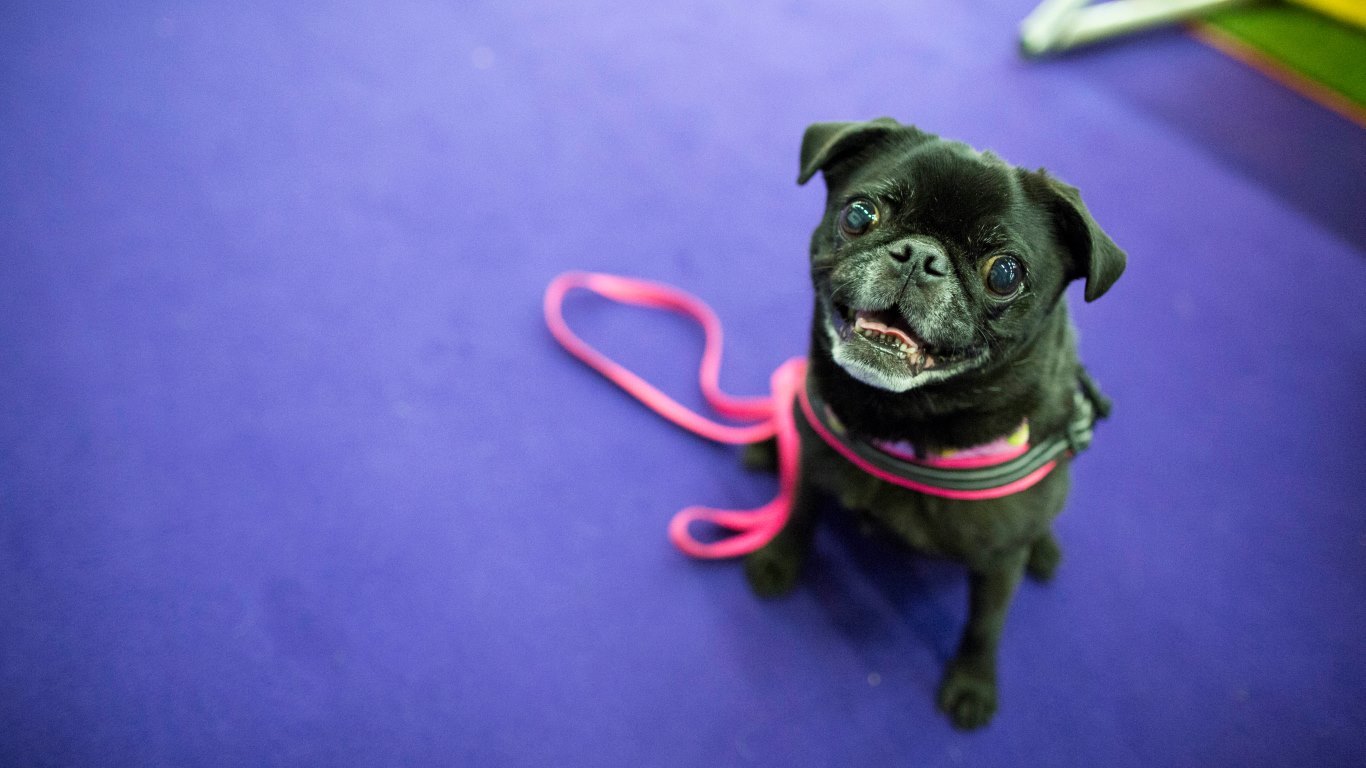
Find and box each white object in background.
[1020,0,1253,56]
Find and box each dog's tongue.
[854,311,919,350]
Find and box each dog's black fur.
[743,119,1125,730]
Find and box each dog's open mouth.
[843,305,937,373]
[832,301,959,372]
[824,298,984,391]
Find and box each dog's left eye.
[982,254,1024,298]
[838,199,879,238]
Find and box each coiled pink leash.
[543,272,805,559]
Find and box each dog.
[742,118,1125,729]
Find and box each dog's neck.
[808,303,1077,452]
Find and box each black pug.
[743,118,1124,729]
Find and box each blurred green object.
[1203,2,1366,111]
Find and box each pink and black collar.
[798,377,1097,500]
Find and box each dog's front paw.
[744,544,801,598]
[937,661,998,730]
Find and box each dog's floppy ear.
[798,118,903,186]
[1029,171,1127,302]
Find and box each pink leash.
[543,272,805,559]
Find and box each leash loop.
[544,272,802,558]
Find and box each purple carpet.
[3,1,1364,765]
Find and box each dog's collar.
[798,377,1097,499]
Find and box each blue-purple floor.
[3,2,1364,766]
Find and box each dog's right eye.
[838,199,879,238]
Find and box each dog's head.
[800,118,1125,394]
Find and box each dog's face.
[799,120,1125,393]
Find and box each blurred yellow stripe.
[1291,0,1366,29]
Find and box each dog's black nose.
[889,237,950,279]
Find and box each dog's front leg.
[743,472,822,598]
[938,547,1029,729]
